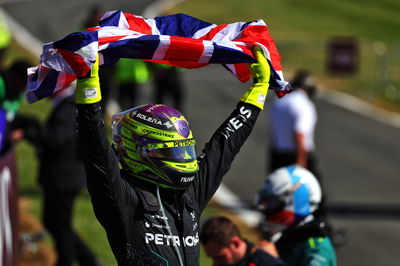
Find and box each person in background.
[0,61,31,120]
[150,63,185,112]
[114,58,150,111]
[0,10,11,70]
[255,165,337,266]
[81,5,103,30]
[0,11,13,151]
[24,84,102,266]
[268,70,347,247]
[0,60,37,154]
[200,216,286,266]
[269,69,319,175]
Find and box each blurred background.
[0,0,399,265]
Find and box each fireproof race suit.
[76,101,261,265]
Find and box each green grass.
[169,0,400,111]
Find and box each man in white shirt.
[269,69,319,175]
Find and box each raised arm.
[75,56,127,226]
[194,47,271,210]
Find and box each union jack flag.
[25,10,292,104]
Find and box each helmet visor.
[146,139,197,162]
[256,194,286,215]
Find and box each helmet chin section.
[128,167,197,190]
[165,171,196,190]
[122,154,199,190]
[159,160,198,189]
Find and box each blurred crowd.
[0,6,345,266]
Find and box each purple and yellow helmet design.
[112,104,199,189]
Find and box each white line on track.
[319,89,400,129]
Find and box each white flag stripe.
[145,18,161,35]
[198,41,214,63]
[152,35,170,60]
[192,24,217,39]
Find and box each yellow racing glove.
[75,55,101,104]
[240,46,271,110]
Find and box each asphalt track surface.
[3,1,400,265]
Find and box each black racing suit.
[76,101,260,265]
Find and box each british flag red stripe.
[25,10,292,104]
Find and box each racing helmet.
[112,104,199,190]
[255,165,321,237]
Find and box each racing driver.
[75,46,271,265]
